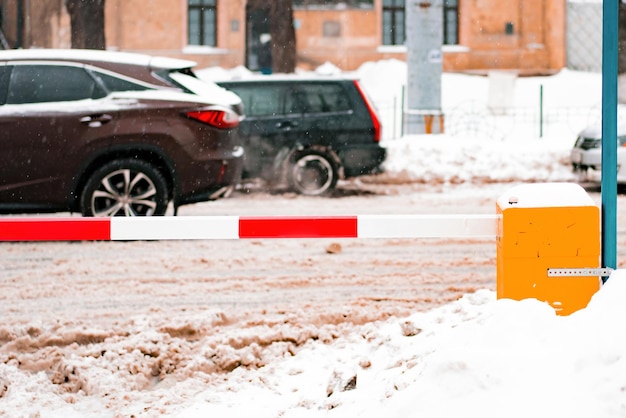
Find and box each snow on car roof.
[578,122,626,139]
[219,73,358,82]
[110,88,238,107]
[0,89,230,115]
[169,72,242,106]
[0,48,196,70]
[196,65,358,83]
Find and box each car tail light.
[353,80,382,142]
[185,108,240,129]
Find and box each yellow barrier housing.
[496,183,601,315]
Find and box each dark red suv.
[0,49,244,216]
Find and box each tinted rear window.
[222,81,352,116]
[296,83,351,113]
[6,64,105,104]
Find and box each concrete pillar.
[405,0,444,135]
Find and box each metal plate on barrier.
[547,268,614,277]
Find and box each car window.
[6,64,105,104]
[0,65,7,104]
[227,84,283,117]
[286,88,309,113]
[93,70,153,93]
[300,83,351,114]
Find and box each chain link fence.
[443,102,601,141]
[376,98,600,141]
[566,1,603,73]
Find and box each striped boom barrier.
[0,215,498,241]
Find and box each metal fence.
[374,96,600,142]
[443,103,603,141]
[566,1,603,73]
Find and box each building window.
[323,21,341,37]
[382,0,405,46]
[382,0,459,46]
[444,0,459,45]
[294,0,373,8]
[188,0,216,46]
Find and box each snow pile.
[380,135,575,185]
[2,61,621,417]
[3,273,626,417]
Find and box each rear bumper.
[339,145,387,178]
[571,148,601,168]
[178,150,244,205]
[575,165,626,184]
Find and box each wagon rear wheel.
[287,149,339,196]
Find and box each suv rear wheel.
[288,149,339,196]
[80,159,169,216]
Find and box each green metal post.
[601,0,618,282]
[539,84,543,138]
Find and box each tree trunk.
[269,0,296,73]
[65,0,106,49]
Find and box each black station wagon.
[217,77,386,195]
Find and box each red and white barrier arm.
[0,215,498,241]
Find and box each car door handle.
[276,121,299,129]
[79,114,113,127]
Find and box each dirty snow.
[2,60,625,417]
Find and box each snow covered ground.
[2,61,625,417]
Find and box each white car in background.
[570,122,626,183]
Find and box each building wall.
[293,0,565,74]
[105,0,185,52]
[104,0,244,68]
[293,8,381,69]
[0,0,566,75]
[0,0,70,49]
[447,0,565,74]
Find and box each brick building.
[0,0,565,74]
[0,0,69,50]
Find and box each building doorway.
[245,2,271,73]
